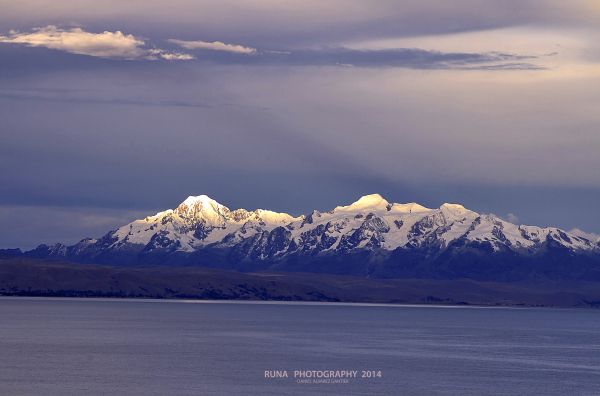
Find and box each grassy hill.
[1,257,599,308]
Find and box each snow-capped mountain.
[109,195,300,253]
[19,194,600,281]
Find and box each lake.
[1,298,599,395]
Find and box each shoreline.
[0,294,590,311]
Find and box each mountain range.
[6,194,600,282]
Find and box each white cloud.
[147,48,195,61]
[0,25,193,60]
[506,213,520,224]
[168,38,256,54]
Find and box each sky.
[1,0,600,249]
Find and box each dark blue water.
[1,298,599,395]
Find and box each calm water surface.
[1,298,599,395]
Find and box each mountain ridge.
[6,194,600,282]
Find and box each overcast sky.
[1,0,600,248]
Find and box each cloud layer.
[0,25,193,60]
[0,26,541,70]
[228,47,540,70]
[168,39,256,54]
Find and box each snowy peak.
[180,194,221,207]
[390,202,431,214]
[440,202,468,212]
[439,203,472,217]
[570,228,600,243]
[335,193,390,212]
[174,195,230,226]
[253,209,298,224]
[335,194,432,215]
[173,195,296,224]
[176,195,228,214]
